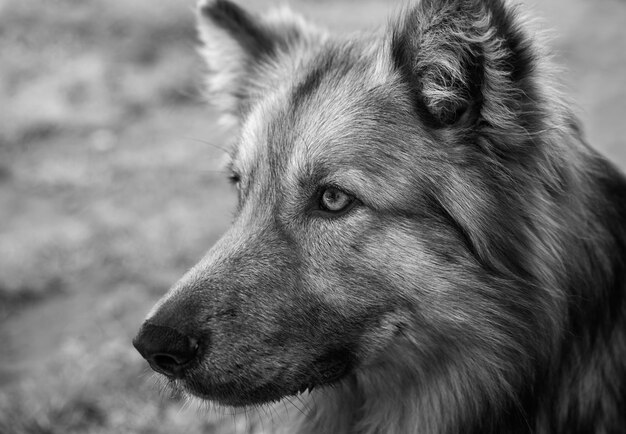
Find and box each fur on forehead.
[232,41,408,171]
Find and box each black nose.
[133,323,199,378]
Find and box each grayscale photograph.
[1,0,625,433]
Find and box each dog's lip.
[182,378,303,406]
[179,372,339,407]
[177,349,353,406]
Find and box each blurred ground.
[0,0,624,433]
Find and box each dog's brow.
[222,153,235,174]
[290,56,331,107]
[235,100,273,176]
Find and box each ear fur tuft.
[199,0,276,59]
[196,0,322,121]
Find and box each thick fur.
[135,0,626,433]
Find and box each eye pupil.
[321,187,352,212]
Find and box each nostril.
[153,354,179,368]
[150,353,193,377]
[142,340,199,379]
[133,322,200,378]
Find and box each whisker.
[182,136,230,154]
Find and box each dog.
[133,0,626,432]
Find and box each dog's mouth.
[178,349,354,407]
[181,378,316,407]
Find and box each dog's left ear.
[391,0,537,129]
[197,0,321,120]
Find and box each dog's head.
[134,0,563,408]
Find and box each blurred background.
[0,0,624,433]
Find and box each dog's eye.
[228,172,241,189]
[319,187,355,214]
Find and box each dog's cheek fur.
[297,211,517,359]
[293,211,544,432]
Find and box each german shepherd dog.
[133,0,626,432]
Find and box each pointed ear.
[390,0,537,129]
[197,0,320,120]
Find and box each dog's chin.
[178,355,353,407]
[180,378,316,407]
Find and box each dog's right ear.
[197,0,320,121]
